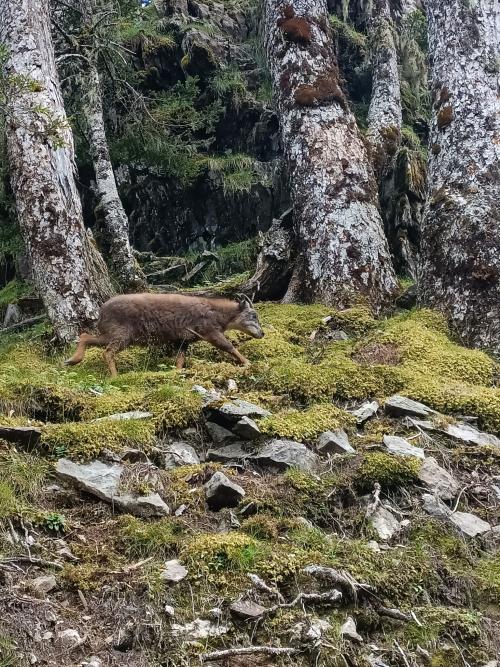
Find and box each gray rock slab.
[251,439,319,473]
[160,559,188,584]
[55,459,169,517]
[163,442,200,469]
[207,442,251,463]
[383,435,425,460]
[370,506,401,541]
[211,399,271,421]
[232,416,261,440]
[340,616,363,643]
[351,401,379,425]
[384,395,435,418]
[317,429,355,455]
[29,575,57,597]
[444,422,500,447]
[206,421,237,446]
[418,457,459,500]
[204,471,245,511]
[229,600,266,620]
[0,425,42,448]
[422,493,491,537]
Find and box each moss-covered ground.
[0,303,499,665]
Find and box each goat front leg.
[206,332,250,367]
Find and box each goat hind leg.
[64,333,106,366]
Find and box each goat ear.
[236,293,251,310]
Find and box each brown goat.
[64,293,265,377]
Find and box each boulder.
[162,442,200,469]
[55,459,169,517]
[160,559,188,584]
[351,401,379,425]
[229,600,266,620]
[232,416,261,440]
[251,439,319,473]
[383,435,425,460]
[418,457,459,500]
[207,442,250,463]
[370,506,401,541]
[317,429,355,455]
[206,421,238,446]
[384,395,435,418]
[0,425,41,448]
[204,471,245,511]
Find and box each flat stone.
[251,439,319,473]
[92,411,153,422]
[207,442,251,463]
[232,416,261,440]
[0,425,42,448]
[56,629,82,649]
[55,459,169,517]
[229,600,266,620]
[449,512,491,538]
[384,395,435,419]
[422,493,451,519]
[418,457,459,500]
[444,422,500,447]
[171,618,229,640]
[164,605,175,617]
[211,399,271,421]
[160,559,188,584]
[206,421,238,446]
[29,575,57,597]
[340,616,363,643]
[317,429,355,455]
[370,506,401,541]
[351,401,379,425]
[163,442,200,469]
[383,435,425,460]
[204,471,245,511]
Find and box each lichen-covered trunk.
[0,0,113,342]
[264,0,397,310]
[367,0,402,177]
[82,66,147,291]
[418,0,500,352]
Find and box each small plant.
[42,512,67,533]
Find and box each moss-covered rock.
[260,403,354,441]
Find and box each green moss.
[403,607,482,646]
[260,403,354,441]
[41,418,156,460]
[0,279,33,310]
[329,15,367,50]
[118,515,183,558]
[241,514,279,540]
[0,451,49,501]
[182,531,262,576]
[0,482,18,521]
[354,452,421,492]
[473,555,500,602]
[255,303,332,340]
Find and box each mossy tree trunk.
[418,0,500,352]
[78,0,147,291]
[0,0,113,342]
[259,0,397,310]
[367,0,402,178]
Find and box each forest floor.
[0,298,499,667]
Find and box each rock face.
[317,430,355,455]
[162,442,200,469]
[383,435,425,460]
[418,457,459,500]
[384,395,435,418]
[251,439,319,473]
[55,459,169,517]
[204,471,245,511]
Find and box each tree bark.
[418,0,500,352]
[0,0,113,343]
[262,0,397,311]
[367,0,402,178]
[78,0,147,291]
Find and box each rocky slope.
[0,301,499,666]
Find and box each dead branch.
[0,556,63,570]
[201,646,298,662]
[264,589,342,616]
[248,573,285,603]
[1,315,45,334]
[366,482,382,517]
[303,565,376,604]
[377,606,413,623]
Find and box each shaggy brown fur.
[65,293,264,377]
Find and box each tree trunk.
[0,0,113,343]
[82,66,147,291]
[367,0,402,178]
[418,0,500,352]
[78,0,147,291]
[262,0,397,311]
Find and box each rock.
[384,395,435,418]
[119,448,150,463]
[92,411,153,422]
[291,618,332,643]
[328,329,349,341]
[55,459,169,517]
[56,629,82,649]
[317,429,355,455]
[207,442,251,463]
[171,618,229,640]
[162,442,200,469]
[226,379,238,393]
[383,435,425,460]
[449,512,491,538]
[160,559,188,584]
[370,506,401,541]
[252,439,319,473]
[3,303,22,327]
[340,616,363,643]
[175,504,188,516]
[443,422,500,447]
[367,540,381,552]
[0,425,42,448]
[232,416,261,440]
[81,658,102,667]
[229,599,266,620]
[191,385,222,406]
[204,471,245,511]
[395,283,418,310]
[209,399,271,422]
[206,421,238,446]
[422,494,492,536]
[418,457,459,500]
[29,575,57,597]
[351,401,379,425]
